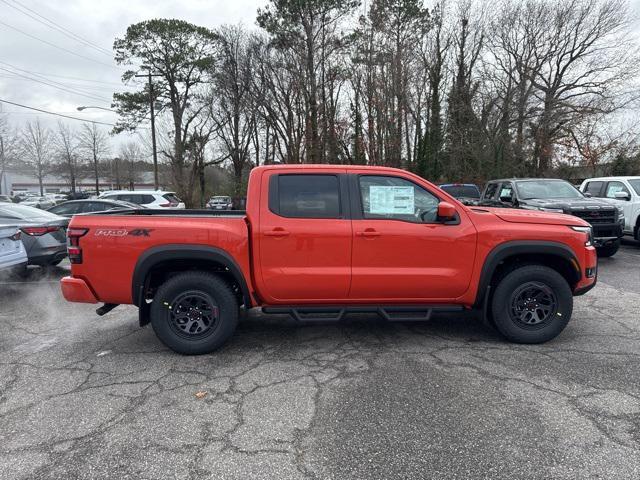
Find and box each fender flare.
[474,240,581,307]
[131,244,252,308]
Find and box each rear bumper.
[29,250,68,265]
[60,276,98,303]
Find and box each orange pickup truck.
[61,165,597,354]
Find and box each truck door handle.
[264,228,290,237]
[356,229,381,238]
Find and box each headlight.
[571,226,593,247]
[540,207,564,213]
[616,206,624,220]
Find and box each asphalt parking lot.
[1,241,639,480]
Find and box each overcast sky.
[0,0,268,152]
[1,0,639,154]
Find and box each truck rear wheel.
[491,265,573,344]
[150,272,239,355]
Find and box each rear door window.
[270,174,341,219]
[50,203,82,215]
[81,202,109,213]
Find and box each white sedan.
[0,225,27,272]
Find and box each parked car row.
[438,175,639,258]
[99,190,185,208]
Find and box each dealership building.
[0,169,156,195]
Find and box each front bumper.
[573,246,597,296]
[592,222,623,246]
[60,276,98,303]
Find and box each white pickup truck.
[580,176,640,242]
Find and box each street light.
[77,106,115,112]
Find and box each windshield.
[211,197,231,203]
[516,180,583,200]
[628,179,640,196]
[440,185,480,199]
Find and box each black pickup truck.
[480,178,624,257]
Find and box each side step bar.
[261,305,464,323]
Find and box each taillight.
[21,226,60,236]
[67,227,89,264]
[9,230,21,241]
[159,202,171,207]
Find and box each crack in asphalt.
[1,269,639,479]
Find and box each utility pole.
[135,69,162,190]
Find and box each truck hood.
[472,207,589,227]
[519,197,615,212]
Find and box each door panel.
[604,181,632,231]
[349,173,477,300]
[257,170,352,302]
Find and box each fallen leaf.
[195,391,207,399]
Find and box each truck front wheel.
[491,265,573,344]
[150,272,239,355]
[596,239,620,258]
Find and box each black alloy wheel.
[169,291,219,338]
[509,281,557,329]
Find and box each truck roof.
[487,178,568,183]
[254,164,406,172]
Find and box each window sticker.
[369,186,414,214]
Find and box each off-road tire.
[491,265,573,344]
[150,272,238,355]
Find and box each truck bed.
[66,210,251,305]
[94,208,247,217]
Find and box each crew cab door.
[603,181,633,232]
[256,170,352,303]
[348,171,477,301]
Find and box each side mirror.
[614,191,630,201]
[437,201,457,222]
[583,192,592,197]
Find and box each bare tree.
[0,115,19,195]
[78,123,110,195]
[210,25,256,200]
[119,142,142,190]
[20,120,54,196]
[526,0,638,173]
[257,0,359,163]
[54,122,81,194]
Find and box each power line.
[16,70,137,87]
[0,0,112,57]
[0,19,121,70]
[0,98,115,126]
[0,61,139,90]
[0,66,111,102]
[0,61,124,95]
